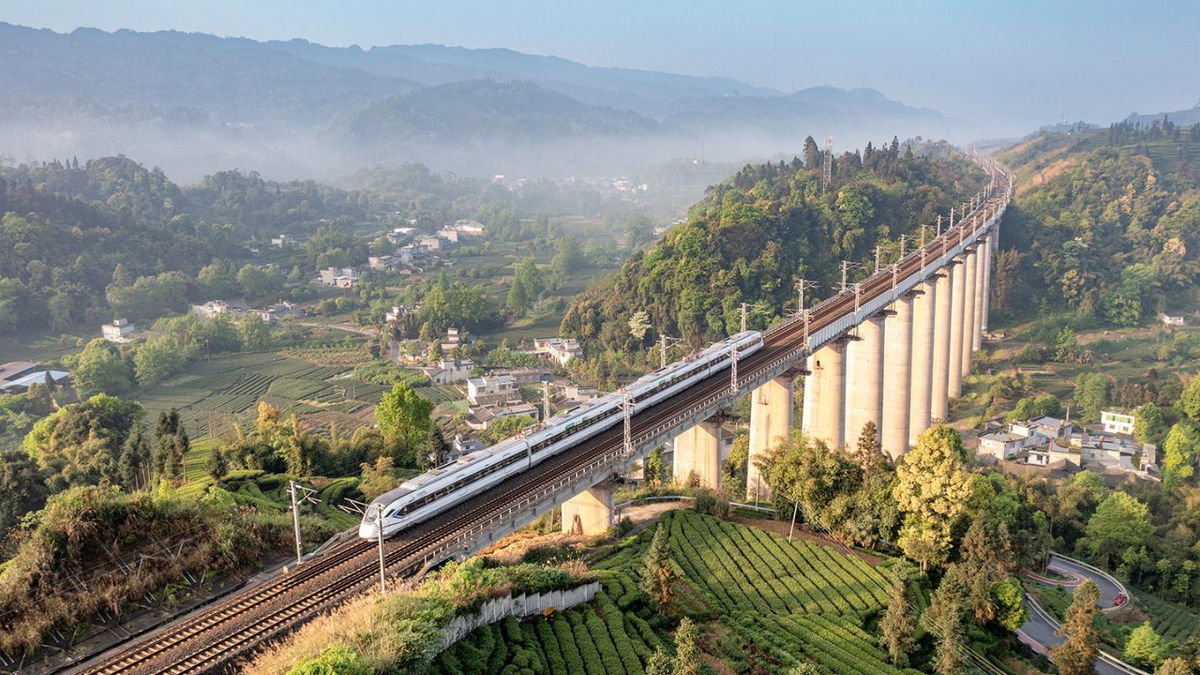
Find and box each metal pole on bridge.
[375,504,387,594]
[289,481,303,566]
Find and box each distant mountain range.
[1124,104,1200,127]
[0,22,958,179]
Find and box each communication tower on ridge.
[822,135,833,191]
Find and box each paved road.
[1019,554,1145,675]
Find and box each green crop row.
[1135,590,1200,643]
[665,510,889,617]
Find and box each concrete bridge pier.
[562,481,616,535]
[982,228,994,333]
[909,276,938,444]
[947,255,967,398]
[845,312,886,448]
[801,337,849,449]
[881,294,915,458]
[974,232,989,350]
[960,246,978,378]
[672,418,723,490]
[931,260,958,421]
[746,374,796,500]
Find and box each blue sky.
[2,0,1197,134]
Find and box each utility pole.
[937,214,943,237]
[873,244,882,274]
[740,302,749,332]
[374,504,386,593]
[920,224,927,248]
[950,207,955,229]
[802,309,811,350]
[289,481,320,567]
[729,343,739,396]
[794,278,816,316]
[541,380,551,422]
[891,263,899,290]
[622,388,633,456]
[853,283,862,316]
[840,260,850,293]
[898,234,906,259]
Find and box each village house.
[367,255,399,271]
[318,267,360,288]
[270,234,293,248]
[191,300,236,319]
[0,361,70,394]
[1159,312,1186,326]
[532,337,583,366]
[467,401,540,431]
[101,318,138,343]
[466,375,519,406]
[1100,410,1135,435]
[420,358,473,385]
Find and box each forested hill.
[559,139,986,352]
[0,156,376,333]
[991,121,1200,326]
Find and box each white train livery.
[359,330,763,539]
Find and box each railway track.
[73,168,1010,674]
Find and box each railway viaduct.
[564,158,1010,532]
[77,158,1012,674]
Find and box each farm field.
[1134,589,1200,644]
[133,351,390,442]
[432,509,904,675]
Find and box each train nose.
[359,520,379,539]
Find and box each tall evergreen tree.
[879,567,916,666]
[1052,581,1101,675]
[640,522,676,605]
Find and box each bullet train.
[359,330,763,539]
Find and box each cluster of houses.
[0,361,70,394]
[317,267,360,288]
[371,220,487,274]
[189,299,299,323]
[978,411,1158,480]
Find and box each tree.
[1081,492,1152,567]
[644,447,667,486]
[1134,402,1168,446]
[923,565,967,675]
[856,420,888,475]
[551,236,583,278]
[205,447,228,480]
[1155,657,1193,675]
[640,523,676,605]
[879,567,915,666]
[73,338,133,396]
[133,335,189,386]
[375,382,434,459]
[1073,372,1111,422]
[481,416,535,445]
[1052,581,1101,675]
[672,617,701,675]
[990,578,1029,630]
[628,310,652,342]
[1162,422,1199,486]
[237,313,271,351]
[1178,374,1200,425]
[0,451,48,542]
[894,425,970,569]
[1124,622,1165,669]
[644,648,674,675]
[118,425,150,491]
[359,456,398,500]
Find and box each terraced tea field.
[433,509,906,675]
[134,352,389,439]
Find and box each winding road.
[1018,554,1148,675]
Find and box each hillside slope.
[992,121,1200,326]
[559,140,986,352]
